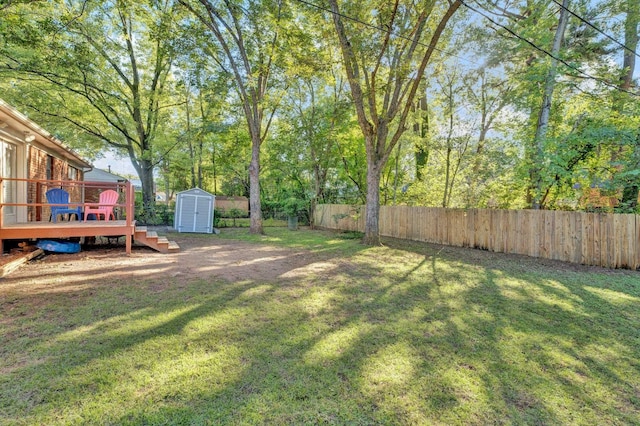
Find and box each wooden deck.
[1,220,134,253]
[0,178,136,254]
[0,178,180,255]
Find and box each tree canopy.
[0,0,638,235]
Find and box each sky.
[91,149,138,177]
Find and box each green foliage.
[212,210,287,228]
[0,0,183,213]
[282,197,307,217]
[134,201,174,226]
[213,207,247,227]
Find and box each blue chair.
[46,188,82,223]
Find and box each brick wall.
[27,145,83,221]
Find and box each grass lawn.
[1,228,640,425]
[216,217,288,228]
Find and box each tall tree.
[620,0,639,93]
[464,67,512,207]
[0,0,181,217]
[470,0,613,210]
[616,0,640,210]
[413,95,431,181]
[176,67,228,191]
[434,67,472,207]
[329,0,462,244]
[529,0,571,209]
[178,0,288,234]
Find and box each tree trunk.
[136,158,156,221]
[469,71,491,207]
[363,160,382,245]
[197,89,207,189]
[530,0,570,209]
[185,88,196,188]
[311,161,328,228]
[621,0,639,92]
[442,75,455,208]
[467,127,488,207]
[415,96,429,180]
[443,146,452,207]
[392,139,402,205]
[248,135,263,234]
[618,0,639,209]
[329,0,462,246]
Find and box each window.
[68,167,77,180]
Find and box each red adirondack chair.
[84,190,119,221]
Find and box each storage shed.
[174,188,215,233]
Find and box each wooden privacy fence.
[314,204,640,270]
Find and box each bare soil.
[1,229,635,293]
[0,233,319,290]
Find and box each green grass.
[216,217,288,228]
[1,228,640,425]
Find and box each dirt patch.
[2,230,636,294]
[0,233,322,291]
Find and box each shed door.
[193,194,212,232]
[179,194,212,233]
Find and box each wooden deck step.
[133,227,179,254]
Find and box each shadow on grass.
[422,240,640,424]
[1,229,639,424]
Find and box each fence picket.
[618,214,633,269]
[635,215,640,270]
[491,210,503,253]
[314,205,640,270]
[581,212,591,266]
[593,212,602,267]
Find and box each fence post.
[315,204,640,270]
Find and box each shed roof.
[177,188,215,197]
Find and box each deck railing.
[0,177,134,229]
